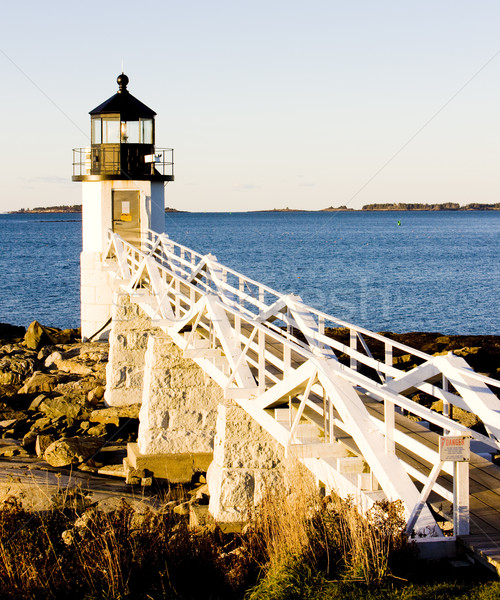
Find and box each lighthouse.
[72,74,174,340]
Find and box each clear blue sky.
[1,0,499,212]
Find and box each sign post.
[439,435,470,536]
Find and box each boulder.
[87,423,109,437]
[44,351,63,369]
[453,347,481,358]
[37,345,56,362]
[43,436,104,467]
[38,396,82,420]
[0,355,36,385]
[88,386,105,406]
[45,352,93,376]
[28,394,46,411]
[18,372,59,395]
[30,416,52,431]
[24,321,48,350]
[24,321,78,351]
[90,404,141,427]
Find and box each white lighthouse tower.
[72,74,174,340]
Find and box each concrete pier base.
[124,330,222,482]
[125,443,212,484]
[207,400,285,526]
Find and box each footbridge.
[103,228,500,560]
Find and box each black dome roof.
[89,73,156,120]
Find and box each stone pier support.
[105,292,160,407]
[127,330,223,482]
[207,400,285,527]
[105,292,287,509]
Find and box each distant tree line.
[10,205,82,214]
[361,202,500,211]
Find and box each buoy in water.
[397,220,401,226]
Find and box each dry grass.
[0,485,252,600]
[245,461,409,591]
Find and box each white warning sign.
[439,436,470,462]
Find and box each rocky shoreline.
[2,321,499,473]
[0,320,213,525]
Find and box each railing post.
[258,329,265,393]
[318,316,325,336]
[442,375,450,419]
[384,398,396,454]
[329,395,334,442]
[385,342,393,382]
[350,330,357,371]
[283,343,291,376]
[175,278,180,317]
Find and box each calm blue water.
[0,211,499,335]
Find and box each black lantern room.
[72,74,174,182]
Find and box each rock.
[55,379,103,397]
[87,423,109,437]
[190,503,210,527]
[43,436,104,467]
[18,372,59,395]
[46,355,92,376]
[24,321,78,351]
[97,464,126,478]
[1,448,28,457]
[453,347,481,358]
[44,351,63,369]
[123,457,145,484]
[88,386,105,406]
[90,404,141,427]
[393,354,413,365]
[28,394,46,411]
[36,434,56,457]
[37,345,56,362]
[78,463,99,473]
[38,396,82,420]
[31,416,52,431]
[24,321,48,350]
[0,355,36,385]
[194,483,209,501]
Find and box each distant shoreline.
[7,202,500,214]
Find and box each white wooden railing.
[105,228,500,539]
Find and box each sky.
[1,0,499,213]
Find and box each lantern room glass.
[119,119,154,144]
[142,119,153,144]
[91,117,154,144]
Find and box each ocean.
[0,210,499,335]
